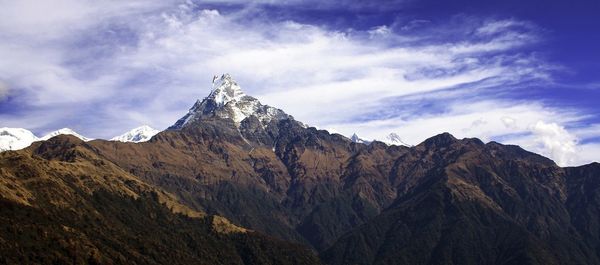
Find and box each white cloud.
[56,3,544,135]
[476,19,534,36]
[327,100,575,144]
[571,124,600,139]
[369,25,391,38]
[0,81,8,100]
[0,0,172,40]
[529,121,577,166]
[501,116,517,129]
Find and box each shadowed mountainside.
[322,134,600,265]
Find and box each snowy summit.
[350,133,372,144]
[0,128,38,152]
[349,132,412,147]
[40,128,91,141]
[0,127,90,152]
[210,74,247,107]
[170,74,293,129]
[383,133,412,147]
[111,125,160,143]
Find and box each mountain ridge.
[1,74,600,264]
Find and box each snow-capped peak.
[348,132,412,147]
[111,125,160,143]
[0,127,39,152]
[350,133,372,144]
[41,128,91,141]
[170,73,292,129]
[209,73,246,106]
[1,127,92,152]
[383,133,412,147]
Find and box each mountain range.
[350,132,412,146]
[0,125,160,152]
[1,74,599,264]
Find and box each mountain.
[322,135,599,265]
[0,127,38,152]
[0,135,322,264]
[1,127,91,152]
[41,128,91,141]
[350,132,411,147]
[2,74,600,264]
[382,132,411,146]
[91,74,403,250]
[111,125,160,143]
[170,73,293,130]
[350,133,372,144]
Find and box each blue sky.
[0,0,599,166]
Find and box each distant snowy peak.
[41,128,91,142]
[1,127,92,152]
[382,133,412,147]
[350,133,372,144]
[349,132,412,147]
[170,73,293,129]
[0,128,39,152]
[111,125,160,143]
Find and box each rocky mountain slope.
[0,135,321,264]
[322,134,600,265]
[1,74,600,264]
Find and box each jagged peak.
[384,132,412,147]
[169,74,293,130]
[208,73,246,106]
[350,133,371,144]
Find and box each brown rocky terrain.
[0,135,321,264]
